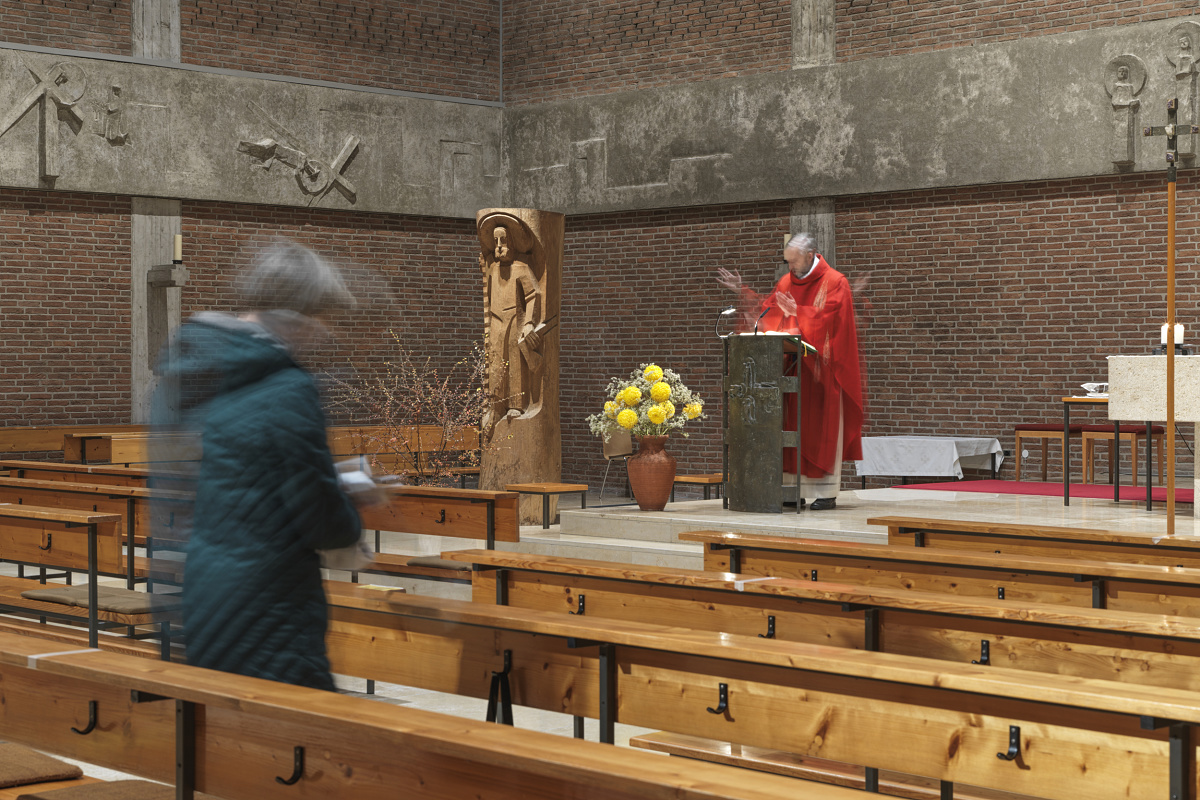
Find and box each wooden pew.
[0,630,822,800]
[676,529,1200,616]
[869,515,1200,566]
[0,460,152,488]
[0,475,188,586]
[59,424,483,485]
[0,504,175,653]
[322,584,1200,800]
[0,425,149,456]
[440,548,1200,691]
[357,484,520,548]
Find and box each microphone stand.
[714,306,737,339]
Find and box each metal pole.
[1168,100,1178,536]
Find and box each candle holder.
[1151,342,1194,355]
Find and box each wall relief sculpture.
[1105,54,1146,167]
[1168,22,1200,159]
[477,208,565,524]
[0,59,87,182]
[237,100,361,205]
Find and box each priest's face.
[783,246,812,279]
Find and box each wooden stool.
[1014,424,1083,481]
[1081,424,1166,487]
[671,473,724,501]
[505,482,589,529]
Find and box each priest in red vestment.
[717,233,865,510]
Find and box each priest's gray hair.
[786,232,817,253]
[240,239,355,316]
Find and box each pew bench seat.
[354,553,473,584]
[0,576,177,631]
[629,732,1021,800]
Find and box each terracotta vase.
[627,435,677,511]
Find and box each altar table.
[854,436,1003,485]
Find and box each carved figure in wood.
[1105,55,1146,166]
[479,213,546,432]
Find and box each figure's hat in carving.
[477,211,534,254]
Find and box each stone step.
[558,498,885,545]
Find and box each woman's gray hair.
[786,232,817,253]
[240,240,355,316]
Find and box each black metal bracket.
[706,682,729,715]
[38,534,51,551]
[810,569,818,581]
[972,640,990,666]
[567,638,601,649]
[996,725,1020,761]
[274,746,304,785]
[435,509,446,524]
[758,615,775,639]
[485,650,514,726]
[569,594,585,615]
[71,700,97,735]
[997,587,1005,600]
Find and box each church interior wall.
[177,201,481,422]
[3,1,130,56]
[560,200,792,487]
[833,0,1199,61]
[179,0,501,101]
[500,0,792,105]
[0,187,132,428]
[839,170,1200,484]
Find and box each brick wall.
[502,0,792,106]
[839,172,1198,484]
[0,188,132,426]
[561,202,793,487]
[0,0,130,55]
[181,201,483,430]
[836,0,1198,62]
[181,0,500,100]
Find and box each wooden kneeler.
[15,780,218,799]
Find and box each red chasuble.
[742,255,865,478]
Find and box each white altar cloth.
[854,435,1004,479]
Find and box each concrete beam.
[0,47,501,218]
[505,17,1193,214]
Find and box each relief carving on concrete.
[0,60,87,181]
[522,136,730,208]
[1105,55,1146,167]
[726,356,779,425]
[1168,22,1200,159]
[237,101,360,204]
[92,81,130,145]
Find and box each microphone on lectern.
[714,305,738,339]
[752,307,772,335]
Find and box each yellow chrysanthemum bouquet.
[586,363,704,440]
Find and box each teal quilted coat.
[173,313,361,690]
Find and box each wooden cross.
[1142,100,1198,534]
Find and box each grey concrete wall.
[0,48,501,218]
[505,17,1194,215]
[3,16,1197,219]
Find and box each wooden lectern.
[723,333,804,513]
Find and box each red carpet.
[897,479,1194,504]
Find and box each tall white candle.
[173,234,183,262]
[1161,322,1185,344]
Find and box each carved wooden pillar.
[477,208,565,524]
